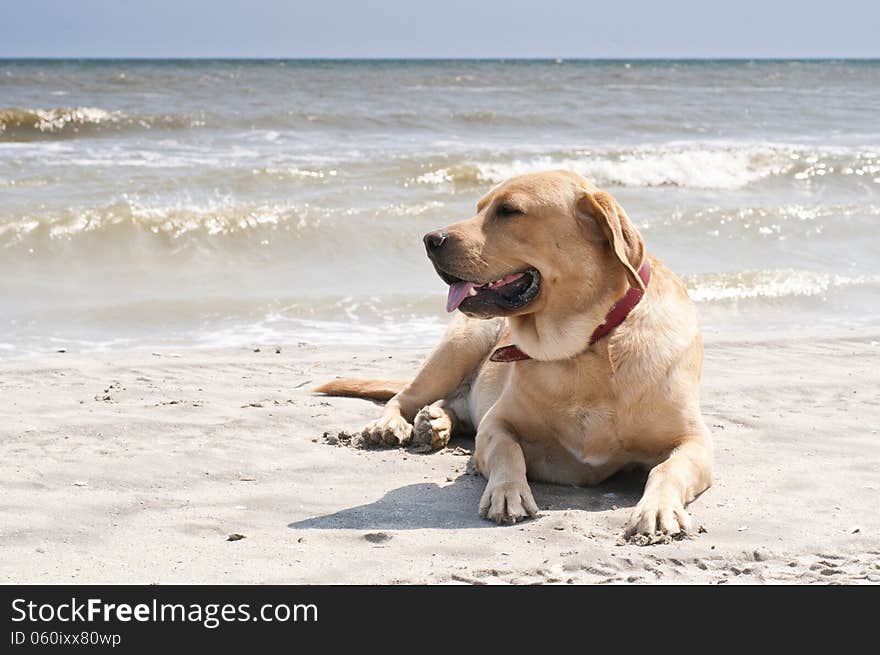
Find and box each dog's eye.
[496,203,523,217]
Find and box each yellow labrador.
[317,170,712,537]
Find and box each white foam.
[685,269,880,303]
[499,147,785,189]
[412,143,880,190]
[0,107,121,134]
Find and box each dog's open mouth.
[441,268,541,315]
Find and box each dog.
[316,170,712,537]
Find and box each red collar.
[489,260,651,363]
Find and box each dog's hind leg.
[412,382,475,450]
[361,314,501,447]
[413,401,455,450]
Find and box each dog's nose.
[423,230,448,254]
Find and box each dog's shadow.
[288,456,647,531]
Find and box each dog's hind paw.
[362,414,413,447]
[412,402,453,450]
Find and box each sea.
[1,59,879,356]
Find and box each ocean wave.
[253,166,340,181]
[684,269,880,303]
[411,145,880,190]
[0,107,205,141]
[648,202,880,239]
[0,197,306,247]
[0,196,446,252]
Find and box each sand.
[1,328,879,585]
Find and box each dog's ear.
[576,191,646,291]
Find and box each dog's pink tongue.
[446,281,477,313]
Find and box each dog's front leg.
[475,419,538,524]
[625,433,713,537]
[363,315,500,447]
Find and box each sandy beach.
[3,62,879,586]
[2,327,878,584]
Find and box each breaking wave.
[0,196,449,258]
[0,107,204,141]
[411,144,880,190]
[684,269,880,303]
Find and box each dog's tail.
[313,379,409,402]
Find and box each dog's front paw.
[479,479,538,524]
[362,413,413,447]
[412,403,452,450]
[624,495,692,538]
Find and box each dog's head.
[424,170,646,360]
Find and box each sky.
[1,0,878,59]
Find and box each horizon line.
[1,56,879,62]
